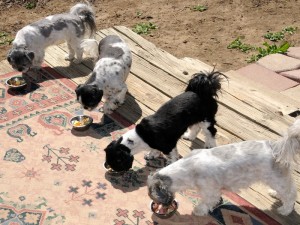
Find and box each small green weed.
[136,11,143,18]
[0,32,14,46]
[25,1,37,9]
[248,42,290,62]
[132,22,157,35]
[227,37,255,53]
[192,5,208,12]
[228,26,297,63]
[263,26,297,41]
[282,26,297,34]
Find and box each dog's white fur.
[148,119,300,216]
[76,35,132,115]
[7,3,96,72]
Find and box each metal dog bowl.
[70,115,93,131]
[103,162,125,175]
[5,76,27,90]
[150,199,178,219]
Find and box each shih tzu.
[147,119,300,216]
[75,35,132,115]
[104,71,226,172]
[7,3,96,73]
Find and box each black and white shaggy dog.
[75,35,132,115]
[7,3,96,73]
[104,71,225,172]
[147,119,300,217]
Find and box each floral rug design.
[0,65,281,225]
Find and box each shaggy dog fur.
[104,71,225,172]
[75,35,132,115]
[7,3,96,73]
[147,119,300,216]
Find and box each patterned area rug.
[0,65,281,225]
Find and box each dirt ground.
[1,0,300,72]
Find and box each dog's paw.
[144,151,161,161]
[268,189,279,199]
[277,205,294,216]
[65,55,74,61]
[182,132,195,141]
[73,58,82,64]
[192,205,209,217]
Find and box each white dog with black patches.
[148,119,300,217]
[7,3,96,73]
[75,35,132,115]
[104,71,225,172]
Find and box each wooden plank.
[281,85,300,110]
[183,58,300,115]
[0,60,14,74]
[99,27,212,83]
[225,70,300,115]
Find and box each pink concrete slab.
[287,47,300,59]
[280,69,300,82]
[257,53,300,73]
[235,63,298,91]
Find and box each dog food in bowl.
[6,76,27,89]
[70,115,93,131]
[151,200,178,219]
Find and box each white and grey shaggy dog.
[104,71,225,172]
[147,119,300,217]
[75,35,132,115]
[7,3,96,73]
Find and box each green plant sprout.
[132,22,157,35]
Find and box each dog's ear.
[26,51,34,61]
[104,140,117,152]
[7,49,12,63]
[75,84,83,95]
[7,55,11,63]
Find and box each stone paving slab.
[257,53,300,73]
[280,69,300,82]
[235,63,298,91]
[287,47,300,59]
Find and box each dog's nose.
[18,68,23,72]
[84,106,88,110]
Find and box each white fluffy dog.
[148,119,300,216]
[75,35,132,115]
[7,3,96,73]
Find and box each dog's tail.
[185,70,226,98]
[273,119,300,166]
[81,38,99,60]
[70,3,96,38]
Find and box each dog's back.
[136,71,225,154]
[13,3,95,49]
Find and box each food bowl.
[5,76,27,90]
[103,162,125,175]
[150,200,178,219]
[70,115,93,131]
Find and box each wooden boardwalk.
[1,26,300,224]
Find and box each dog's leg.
[65,43,75,61]
[144,149,161,160]
[269,175,297,215]
[201,121,217,148]
[103,87,128,114]
[193,189,222,216]
[182,123,201,141]
[115,85,128,106]
[166,147,180,165]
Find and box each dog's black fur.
[104,70,225,172]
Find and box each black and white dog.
[148,119,300,216]
[104,71,225,172]
[7,3,96,73]
[75,35,132,115]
